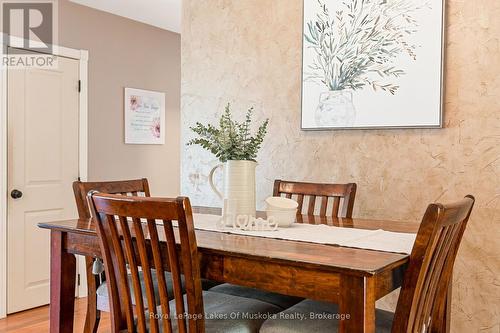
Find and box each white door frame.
[0,36,88,318]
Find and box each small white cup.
[265,196,299,211]
[266,209,297,228]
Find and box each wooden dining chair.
[73,179,151,333]
[273,179,357,218]
[88,192,282,333]
[260,195,475,333]
[74,179,220,333]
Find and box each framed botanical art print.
[301,0,444,129]
[124,88,166,144]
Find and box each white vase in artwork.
[314,90,356,127]
[209,160,256,224]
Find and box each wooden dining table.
[38,207,420,333]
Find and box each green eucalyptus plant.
[187,103,269,163]
[304,0,429,95]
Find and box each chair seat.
[259,299,394,333]
[96,270,219,312]
[209,283,303,310]
[144,290,282,332]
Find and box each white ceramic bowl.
[265,196,299,211]
[266,208,297,227]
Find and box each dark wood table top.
[39,206,419,276]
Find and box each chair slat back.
[89,193,204,333]
[392,195,475,333]
[73,179,151,218]
[273,180,357,218]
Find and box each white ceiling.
[70,0,181,33]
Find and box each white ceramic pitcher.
[209,160,257,219]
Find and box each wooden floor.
[0,298,110,333]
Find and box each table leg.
[339,275,376,333]
[50,231,76,333]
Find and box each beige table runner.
[190,214,416,254]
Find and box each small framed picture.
[124,88,165,144]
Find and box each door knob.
[11,189,23,199]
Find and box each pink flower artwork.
[130,95,141,111]
[151,117,161,138]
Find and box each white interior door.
[7,52,80,313]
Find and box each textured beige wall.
[59,0,181,196]
[181,0,500,331]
